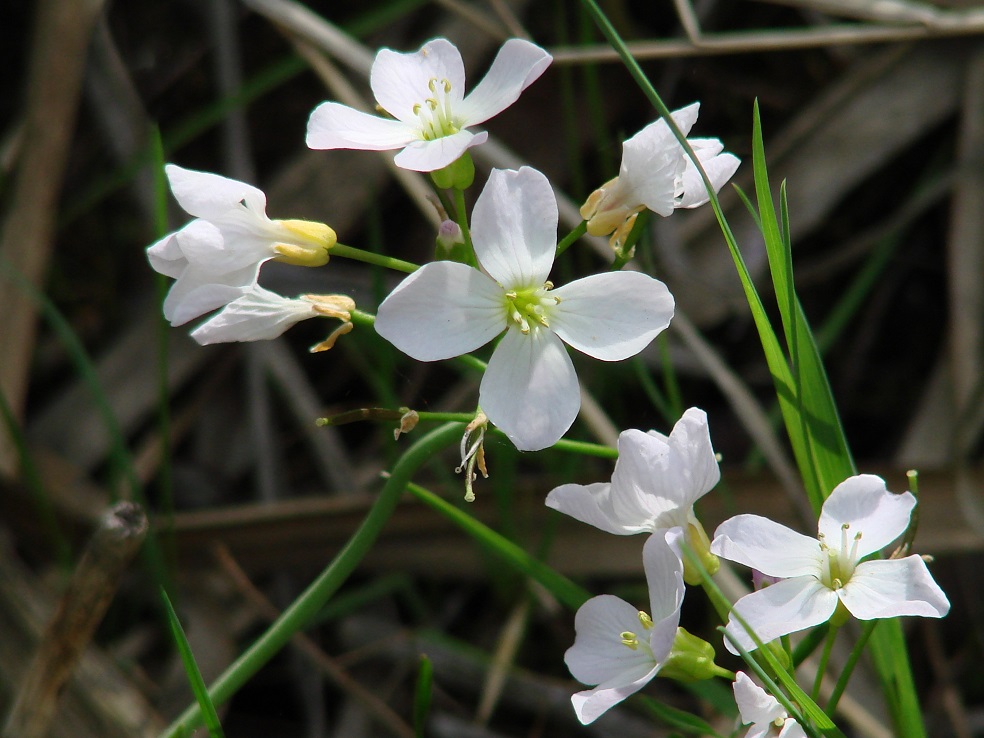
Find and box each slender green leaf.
[413,655,433,738]
[638,695,726,737]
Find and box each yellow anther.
[413,103,422,115]
[638,611,654,630]
[619,631,640,650]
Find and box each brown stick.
[0,0,108,474]
[2,502,148,738]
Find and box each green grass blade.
[413,654,433,738]
[161,588,226,738]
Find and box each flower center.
[619,611,655,652]
[818,523,862,590]
[503,282,560,335]
[412,77,460,140]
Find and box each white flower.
[545,407,719,535]
[306,38,551,173]
[190,283,354,349]
[733,672,807,738]
[580,103,740,248]
[565,530,685,724]
[712,474,950,654]
[147,165,335,326]
[374,167,674,451]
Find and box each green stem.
[547,437,617,459]
[159,422,465,738]
[555,220,587,257]
[826,620,878,716]
[452,189,476,266]
[332,242,419,273]
[812,623,838,702]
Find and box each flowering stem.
[452,188,477,267]
[332,242,419,273]
[554,220,587,257]
[812,623,838,702]
[826,620,878,716]
[159,422,465,738]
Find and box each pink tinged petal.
[818,474,915,558]
[370,39,466,124]
[147,232,187,278]
[570,666,660,725]
[644,528,686,628]
[480,327,578,451]
[374,262,505,361]
[165,164,266,220]
[565,595,661,686]
[305,102,418,151]
[471,167,558,288]
[724,577,839,654]
[712,515,823,579]
[734,672,786,726]
[190,286,317,344]
[550,271,674,361]
[839,556,950,620]
[393,129,487,172]
[457,39,552,126]
[544,483,645,535]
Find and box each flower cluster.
[145,32,951,735]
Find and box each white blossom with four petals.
[733,672,806,738]
[545,407,719,535]
[374,166,675,451]
[712,474,950,654]
[564,530,685,724]
[306,38,551,172]
[580,103,740,247]
[147,165,335,326]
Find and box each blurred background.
[1,0,983,736]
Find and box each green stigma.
[503,282,559,334]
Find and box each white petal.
[457,39,552,125]
[375,262,505,361]
[370,39,466,124]
[480,327,578,451]
[644,529,685,627]
[839,557,950,620]
[779,719,809,738]
[677,141,740,209]
[733,672,786,726]
[565,595,660,686]
[163,264,261,326]
[620,124,685,217]
[190,286,316,344]
[471,167,557,288]
[818,474,915,558]
[550,271,674,360]
[175,218,273,273]
[165,164,266,220]
[712,515,822,579]
[570,666,660,725]
[393,129,486,171]
[545,483,644,535]
[723,577,838,654]
[305,102,418,151]
[147,232,187,278]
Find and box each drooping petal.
[190,286,317,344]
[393,129,487,171]
[457,39,552,126]
[818,474,915,558]
[375,261,505,361]
[723,577,838,654]
[550,271,674,361]
[471,167,557,289]
[480,327,578,451]
[370,39,466,124]
[839,557,950,620]
[163,264,262,326]
[645,528,686,627]
[305,102,418,151]
[733,672,786,727]
[544,483,642,535]
[570,665,661,725]
[676,139,740,209]
[165,164,267,220]
[712,515,822,579]
[147,231,188,278]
